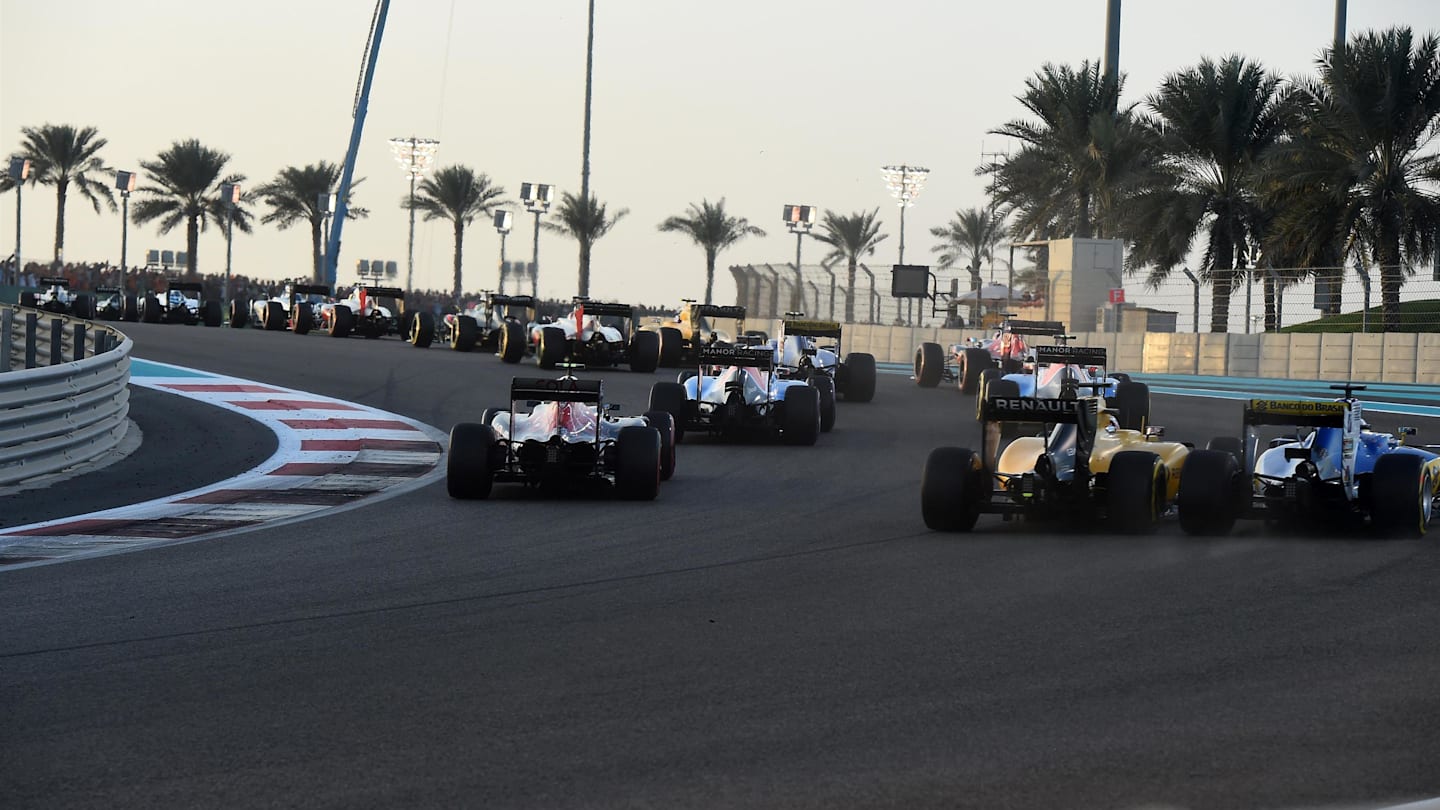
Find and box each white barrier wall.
[828,321,1435,383]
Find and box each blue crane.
[324,0,390,288]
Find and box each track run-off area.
[3,321,1439,810]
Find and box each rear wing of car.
[96,286,123,295]
[489,294,536,309]
[167,281,203,293]
[291,284,332,297]
[698,343,774,370]
[40,276,70,288]
[1243,399,1347,428]
[694,304,747,320]
[1034,345,1107,367]
[982,396,1090,424]
[577,301,634,318]
[1004,319,1066,336]
[359,285,405,299]
[510,376,604,404]
[783,319,842,339]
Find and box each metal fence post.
[73,322,87,362]
[50,317,64,366]
[1,307,12,372]
[24,311,37,369]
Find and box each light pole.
[521,182,553,297]
[881,164,929,324]
[219,182,241,314]
[8,157,30,286]
[783,204,815,313]
[115,171,137,284]
[388,136,439,293]
[493,209,513,295]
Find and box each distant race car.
[1177,384,1440,537]
[244,282,333,333]
[915,318,1064,393]
[772,315,878,408]
[439,293,537,361]
[319,284,434,346]
[139,281,222,326]
[922,391,1191,533]
[529,299,660,372]
[646,342,822,446]
[645,301,760,367]
[446,373,674,500]
[94,286,139,322]
[973,343,1150,431]
[19,277,96,318]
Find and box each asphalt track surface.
[3,322,1439,810]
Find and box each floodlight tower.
[8,158,30,285]
[881,164,929,324]
[218,182,242,312]
[493,209,514,295]
[521,182,554,297]
[115,170,138,279]
[388,136,440,293]
[783,204,816,312]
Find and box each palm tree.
[542,191,629,298]
[1,124,115,263]
[1276,27,1440,332]
[405,166,505,301]
[255,162,368,283]
[1122,55,1290,333]
[988,61,1143,240]
[131,139,252,278]
[657,198,766,304]
[811,209,887,323]
[930,207,1005,324]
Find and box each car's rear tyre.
[676,370,696,385]
[201,300,222,327]
[915,342,944,388]
[1107,451,1167,534]
[329,304,354,337]
[1177,449,1243,536]
[122,294,139,322]
[615,425,661,501]
[228,298,248,328]
[19,291,37,309]
[922,447,982,532]
[141,294,162,323]
[813,376,837,433]
[447,423,496,500]
[1207,436,1244,465]
[72,294,95,319]
[537,326,567,369]
[629,329,661,373]
[658,326,684,367]
[499,321,526,363]
[1001,356,1024,375]
[408,311,435,347]
[451,315,478,351]
[1112,380,1150,431]
[643,410,677,481]
[289,303,312,334]
[1371,453,1434,538]
[648,381,689,444]
[1111,372,1132,384]
[263,301,285,331]
[781,385,821,446]
[959,347,991,394]
[975,368,1002,421]
[841,352,876,402]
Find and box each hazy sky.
[1,0,1436,309]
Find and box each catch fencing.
[0,305,132,486]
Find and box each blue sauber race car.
[1177,384,1440,537]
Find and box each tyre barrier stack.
[0,304,132,486]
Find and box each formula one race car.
[447,373,674,500]
[921,391,1190,533]
[973,343,1149,431]
[439,293,537,361]
[915,318,1064,393]
[139,281,222,326]
[19,277,97,318]
[773,315,878,409]
[1177,384,1440,537]
[94,286,139,322]
[320,284,433,346]
[530,299,660,372]
[646,342,822,446]
[646,301,758,367]
[243,282,332,333]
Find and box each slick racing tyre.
[813,375,837,433]
[629,330,661,373]
[447,423,497,500]
[228,298,248,328]
[291,303,313,334]
[263,301,285,331]
[959,347,991,395]
[781,385,821,446]
[1206,436,1244,465]
[72,294,96,320]
[451,315,478,351]
[202,300,223,327]
[407,311,436,348]
[1176,449,1243,536]
[328,304,354,338]
[975,368,1001,421]
[915,342,944,388]
[643,410,677,481]
[141,294,162,323]
[657,327,684,368]
[648,381,689,444]
[922,447,982,532]
[499,321,526,363]
[537,326,567,369]
[615,426,662,501]
[1106,451,1167,534]
[122,294,139,322]
[841,352,876,402]
[1112,380,1150,431]
[1370,453,1435,538]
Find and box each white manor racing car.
[646,342,822,446]
[529,299,661,372]
[19,277,97,318]
[447,374,675,500]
